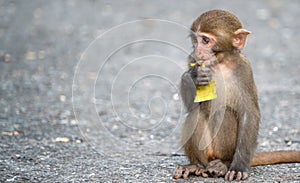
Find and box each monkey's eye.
[202,36,210,44]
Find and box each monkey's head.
[190,10,250,63]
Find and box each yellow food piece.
[194,81,217,102]
[189,63,196,67]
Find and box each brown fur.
[175,9,300,181]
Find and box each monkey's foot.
[205,159,228,178]
[173,164,205,179]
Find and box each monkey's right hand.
[191,66,212,86]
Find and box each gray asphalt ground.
[0,0,299,182]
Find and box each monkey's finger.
[195,168,203,176]
[183,168,190,179]
[198,67,212,76]
[197,82,210,86]
[172,165,184,179]
[218,170,225,177]
[198,70,211,77]
[197,70,212,82]
[236,171,242,181]
[242,172,248,180]
[197,76,210,82]
[196,77,210,86]
[224,171,229,180]
[201,172,209,178]
[198,75,212,83]
[225,170,236,181]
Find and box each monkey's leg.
[198,109,235,179]
[174,108,212,179]
[173,164,206,179]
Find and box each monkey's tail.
[250,151,300,167]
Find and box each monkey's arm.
[226,66,261,181]
[180,65,213,112]
[180,71,199,112]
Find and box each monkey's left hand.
[191,66,212,86]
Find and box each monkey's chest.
[212,70,238,106]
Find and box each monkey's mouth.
[195,54,217,67]
[190,59,217,68]
[200,60,217,67]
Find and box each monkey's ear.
[233,29,251,50]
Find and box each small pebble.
[25,51,36,61]
[13,131,19,136]
[70,120,77,125]
[6,177,16,182]
[2,131,13,136]
[75,139,82,143]
[4,53,11,62]
[60,95,66,102]
[88,173,95,178]
[172,93,179,101]
[2,131,19,136]
[55,137,70,142]
[140,113,146,119]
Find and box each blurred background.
[0,0,299,182]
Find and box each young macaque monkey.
[174,9,300,181]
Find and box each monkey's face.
[191,31,217,66]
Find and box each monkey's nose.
[195,52,203,60]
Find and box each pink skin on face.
[192,32,217,67]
